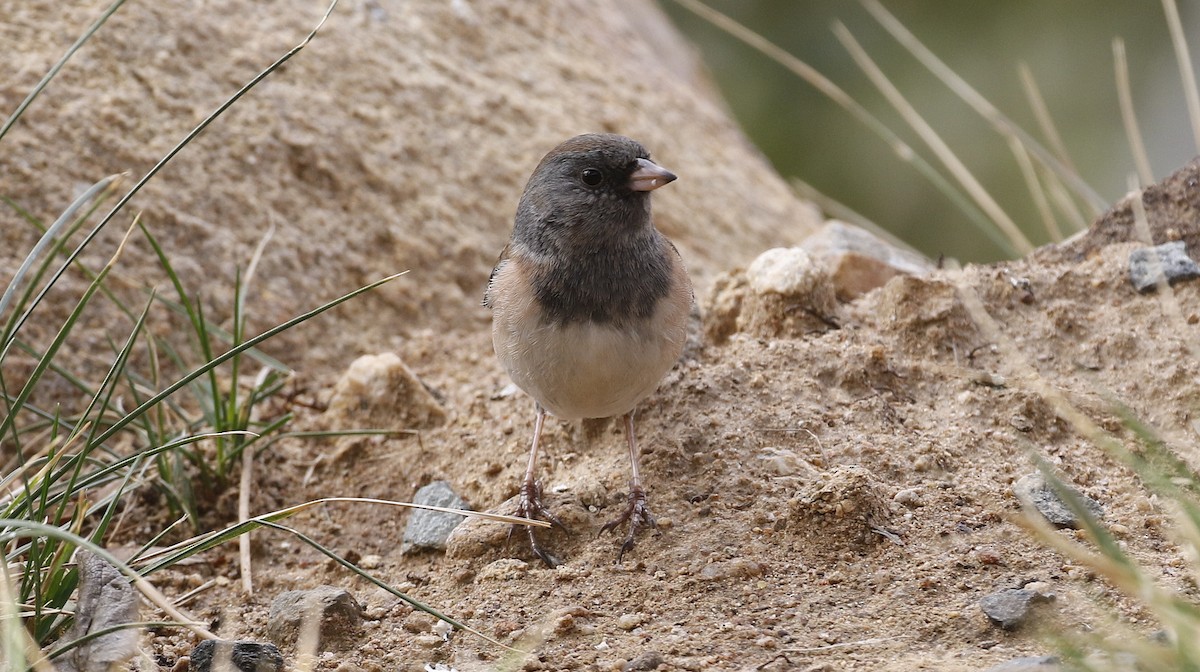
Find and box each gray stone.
[59,551,138,672]
[403,480,472,554]
[801,220,931,300]
[980,588,1054,630]
[624,650,665,671]
[1129,240,1200,292]
[1013,472,1103,529]
[189,640,284,672]
[982,656,1060,672]
[267,585,363,650]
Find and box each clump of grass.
[0,0,538,666]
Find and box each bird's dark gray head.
[512,133,676,254]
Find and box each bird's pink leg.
[600,411,657,560]
[515,404,567,567]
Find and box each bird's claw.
[511,479,569,567]
[600,485,656,562]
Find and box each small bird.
[484,133,692,566]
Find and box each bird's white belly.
[495,316,683,420]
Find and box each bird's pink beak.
[629,158,677,192]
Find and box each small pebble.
[1012,472,1103,529]
[1129,240,1200,292]
[893,488,923,507]
[623,650,664,671]
[188,640,284,672]
[402,481,472,554]
[617,613,644,631]
[980,588,1055,630]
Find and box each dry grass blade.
[137,496,548,568]
[667,0,1015,254]
[0,174,123,323]
[130,572,217,640]
[1045,177,1090,234]
[1018,63,1078,174]
[1127,176,1200,363]
[860,0,1108,215]
[1008,137,1063,242]
[788,178,925,257]
[1114,39,1155,186]
[832,22,1034,256]
[239,420,256,595]
[1162,0,1200,154]
[0,563,57,672]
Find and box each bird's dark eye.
[581,168,603,186]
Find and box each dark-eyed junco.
[484,133,692,566]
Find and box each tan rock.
[801,220,932,300]
[325,353,445,429]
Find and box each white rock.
[746,247,822,296]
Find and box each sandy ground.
[128,159,1200,671]
[6,2,1200,671]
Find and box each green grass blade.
[0,0,128,144]
[0,175,122,334]
[151,295,291,372]
[0,0,341,368]
[258,519,517,651]
[85,272,405,451]
[0,261,116,454]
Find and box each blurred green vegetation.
[660,1,1199,261]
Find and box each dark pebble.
[624,649,665,671]
[1129,240,1200,292]
[189,640,284,672]
[980,588,1054,630]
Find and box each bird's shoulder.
[482,243,511,309]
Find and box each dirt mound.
[133,160,1200,671]
[2,0,818,384]
[9,3,1200,671]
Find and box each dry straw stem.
[1126,175,1200,364]
[668,0,1021,255]
[1008,135,1064,243]
[859,0,1108,217]
[238,225,277,595]
[1018,63,1079,175]
[946,196,1200,656]
[1016,64,1090,234]
[832,21,1034,256]
[1113,39,1155,187]
[1162,0,1200,155]
[137,496,548,568]
[239,413,257,594]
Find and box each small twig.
[1162,0,1200,155]
[1113,38,1155,186]
[834,20,1033,256]
[238,388,258,595]
[172,578,216,608]
[1018,62,1078,174]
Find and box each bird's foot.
[511,479,569,567]
[599,484,657,561]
